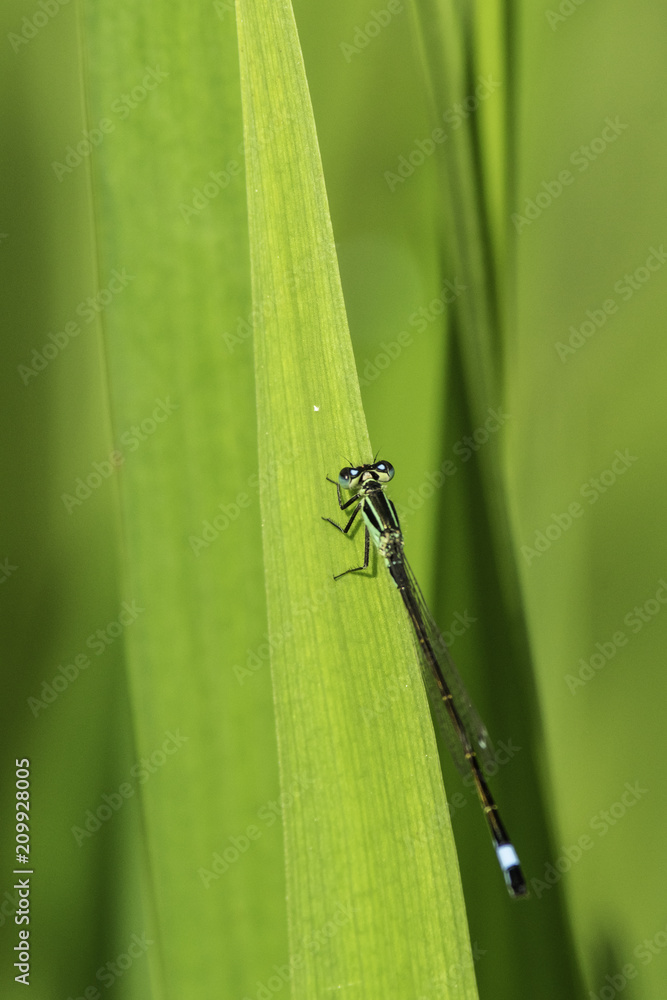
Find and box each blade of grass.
[0,3,151,996]
[79,2,286,996]
[405,3,587,997]
[237,0,480,996]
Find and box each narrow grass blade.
[237,1,480,996]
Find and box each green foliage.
[1,0,665,998]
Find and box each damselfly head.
[338,461,395,490]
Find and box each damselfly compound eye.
[338,467,358,488]
[374,461,394,481]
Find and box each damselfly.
[323,459,527,898]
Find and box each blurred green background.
[1,0,666,998]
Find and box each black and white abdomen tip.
[496,843,528,898]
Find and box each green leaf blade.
[237,1,479,996]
